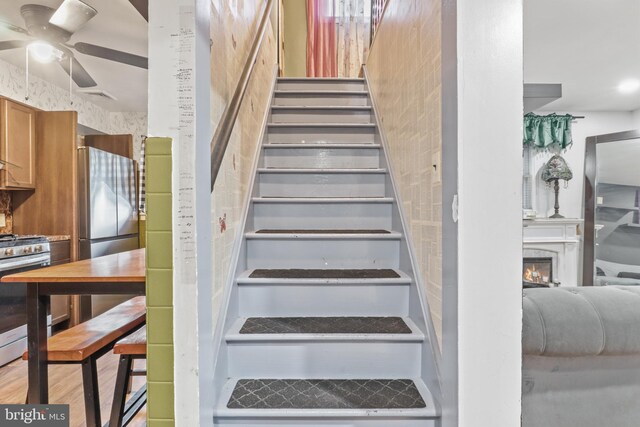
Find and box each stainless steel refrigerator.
[78,146,139,317]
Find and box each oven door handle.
[0,254,50,273]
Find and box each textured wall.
[283,0,307,77]
[366,0,443,343]
[210,0,277,322]
[0,59,147,161]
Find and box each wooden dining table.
[1,248,146,404]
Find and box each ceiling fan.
[0,0,148,88]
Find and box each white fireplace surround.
[523,218,584,287]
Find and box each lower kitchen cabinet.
[50,240,71,325]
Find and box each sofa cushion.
[523,286,640,356]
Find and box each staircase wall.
[210,0,277,325]
[366,0,443,344]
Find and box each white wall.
[531,111,635,219]
[457,0,523,425]
[148,0,213,425]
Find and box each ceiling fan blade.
[59,56,97,87]
[129,0,148,22]
[0,20,29,35]
[73,42,148,69]
[49,0,97,33]
[0,40,29,51]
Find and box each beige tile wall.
[366,0,443,344]
[210,0,277,322]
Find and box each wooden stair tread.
[239,317,412,334]
[255,229,390,234]
[114,325,147,355]
[249,269,401,279]
[227,379,426,409]
[23,296,146,362]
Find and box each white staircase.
[212,77,442,426]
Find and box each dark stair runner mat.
[239,317,412,334]
[249,269,401,279]
[255,229,391,234]
[227,379,426,409]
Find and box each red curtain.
[306,0,338,77]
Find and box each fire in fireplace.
[523,257,553,287]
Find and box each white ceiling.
[0,0,147,112]
[524,0,640,112]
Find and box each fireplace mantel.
[523,218,583,287]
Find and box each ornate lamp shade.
[541,155,573,182]
[541,155,573,218]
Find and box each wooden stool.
[109,325,147,427]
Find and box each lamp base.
[549,213,565,219]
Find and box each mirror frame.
[583,129,640,285]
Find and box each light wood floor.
[0,353,146,427]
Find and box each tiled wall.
[0,191,12,234]
[366,0,443,344]
[145,137,175,426]
[210,0,277,324]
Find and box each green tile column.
[145,138,175,426]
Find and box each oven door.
[0,253,51,336]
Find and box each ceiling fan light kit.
[27,40,63,63]
[0,0,148,91]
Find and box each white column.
[457,0,523,425]
[148,0,213,425]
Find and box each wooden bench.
[23,296,146,427]
[110,326,147,427]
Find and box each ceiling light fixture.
[617,79,640,95]
[27,41,63,63]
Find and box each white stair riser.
[273,93,369,107]
[227,342,421,378]
[253,202,392,230]
[238,284,410,316]
[271,109,373,124]
[258,173,386,197]
[214,418,438,426]
[247,239,399,269]
[263,147,380,169]
[277,80,365,91]
[266,127,376,144]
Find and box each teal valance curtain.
[523,113,574,150]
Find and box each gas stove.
[0,234,52,366]
[0,234,50,260]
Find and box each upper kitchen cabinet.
[0,99,36,189]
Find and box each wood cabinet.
[84,134,134,159]
[0,99,36,189]
[13,111,79,259]
[50,240,72,325]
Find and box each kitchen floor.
[0,353,146,427]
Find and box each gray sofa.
[522,286,640,427]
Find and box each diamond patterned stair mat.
[255,229,391,234]
[227,379,426,409]
[239,317,412,334]
[249,269,401,279]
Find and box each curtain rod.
[525,113,586,119]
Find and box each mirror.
[583,131,640,285]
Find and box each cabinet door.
[50,240,71,325]
[0,100,36,189]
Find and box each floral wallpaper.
[0,58,148,232]
[0,59,147,161]
[210,0,277,322]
